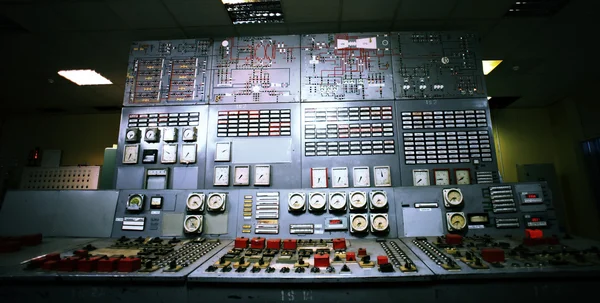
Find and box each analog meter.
[186,193,205,211]
[434,169,450,186]
[328,192,347,211]
[369,191,388,210]
[184,215,203,233]
[446,212,467,231]
[126,194,144,211]
[288,193,306,212]
[443,188,464,207]
[370,214,389,233]
[349,191,367,210]
[350,214,368,233]
[308,192,327,211]
[207,193,227,212]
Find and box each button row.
[304,123,394,139]
[401,109,487,129]
[304,106,393,122]
[128,112,200,127]
[403,131,493,165]
[217,109,292,137]
[305,140,395,157]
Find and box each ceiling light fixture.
[57,70,112,86]
[221,0,284,25]
[482,60,503,75]
[487,96,492,100]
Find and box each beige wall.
[0,112,120,188]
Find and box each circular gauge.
[183,129,194,139]
[184,216,202,233]
[371,215,389,232]
[308,193,326,210]
[349,192,367,209]
[127,194,143,210]
[351,215,368,232]
[145,129,155,139]
[329,193,346,210]
[370,192,388,209]
[288,193,305,211]
[207,194,225,211]
[449,213,467,231]
[126,130,137,140]
[444,189,464,207]
[186,194,204,211]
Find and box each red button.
[283,239,297,250]
[314,253,330,268]
[57,256,80,272]
[377,256,389,265]
[357,248,367,257]
[481,248,505,263]
[117,257,141,272]
[42,260,58,270]
[97,257,120,272]
[445,234,463,245]
[346,252,356,262]
[525,229,543,239]
[234,237,249,249]
[267,239,281,250]
[77,256,103,272]
[333,238,346,250]
[250,237,265,249]
[73,249,89,258]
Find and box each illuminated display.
[525,194,538,199]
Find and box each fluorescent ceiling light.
[57,69,112,86]
[487,96,492,100]
[482,60,503,75]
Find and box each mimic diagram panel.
[124,39,211,105]
[115,106,209,190]
[396,99,500,187]
[300,101,401,188]
[210,35,301,104]
[300,33,394,101]
[391,32,487,99]
[204,103,302,189]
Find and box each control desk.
[1,32,599,303]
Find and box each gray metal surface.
[209,35,301,104]
[188,239,432,283]
[0,190,118,237]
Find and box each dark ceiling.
[0,0,595,114]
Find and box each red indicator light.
[531,217,541,222]
[525,194,538,199]
[329,219,342,225]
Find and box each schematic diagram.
[124,39,211,105]
[392,32,487,99]
[209,35,301,103]
[300,33,394,101]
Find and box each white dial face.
[213,166,230,186]
[254,165,271,186]
[181,144,197,164]
[126,129,138,141]
[207,194,225,211]
[374,166,392,187]
[444,189,463,206]
[123,145,139,164]
[351,215,368,232]
[145,128,158,141]
[186,193,205,211]
[331,167,349,188]
[184,216,202,233]
[434,170,450,185]
[349,191,367,209]
[371,192,388,209]
[163,128,177,142]
[448,213,466,230]
[233,166,250,186]
[311,168,328,188]
[288,193,305,211]
[309,193,326,210]
[329,193,346,210]
[353,167,370,187]
[215,142,231,162]
[161,144,177,163]
[412,169,430,186]
[182,127,196,141]
[371,215,389,232]
[455,170,471,185]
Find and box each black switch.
[455,251,462,257]
[280,267,290,273]
[251,266,261,273]
[169,237,180,244]
[333,255,341,261]
[298,258,305,265]
[206,265,217,272]
[341,264,350,272]
[258,257,265,266]
[236,267,246,273]
[474,257,483,267]
[239,257,245,264]
[361,255,371,263]
[169,260,177,269]
[326,266,335,273]
[379,263,394,272]
[266,267,276,273]
[145,260,153,269]
[295,267,305,273]
[465,252,473,260]
[222,266,232,272]
[219,256,227,265]
[310,267,320,273]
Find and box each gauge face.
[215,142,231,162]
[186,193,205,211]
[311,168,328,188]
[123,144,139,164]
[373,166,392,187]
[182,127,197,141]
[254,165,271,186]
[181,144,197,164]
[455,169,471,185]
[331,167,349,188]
[434,170,450,186]
[207,194,226,211]
[233,166,250,186]
[353,167,370,187]
[412,169,430,186]
[309,193,326,210]
[145,128,159,142]
[213,166,230,186]
[161,144,177,164]
[350,215,368,232]
[329,193,346,210]
[370,192,388,209]
[184,215,203,233]
[127,194,144,211]
[349,191,367,209]
[448,213,467,231]
[444,188,464,206]
[371,215,389,232]
[125,129,139,142]
[163,128,177,142]
[288,193,305,211]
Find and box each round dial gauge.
[288,193,305,211]
[371,215,389,232]
[145,129,156,139]
[308,193,326,210]
[351,215,368,232]
[349,192,367,209]
[186,194,204,211]
[183,129,194,139]
[370,192,388,209]
[207,194,225,211]
[127,195,143,210]
[444,189,464,207]
[329,193,346,210]
[126,130,137,140]
[184,216,202,233]
[449,213,467,230]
